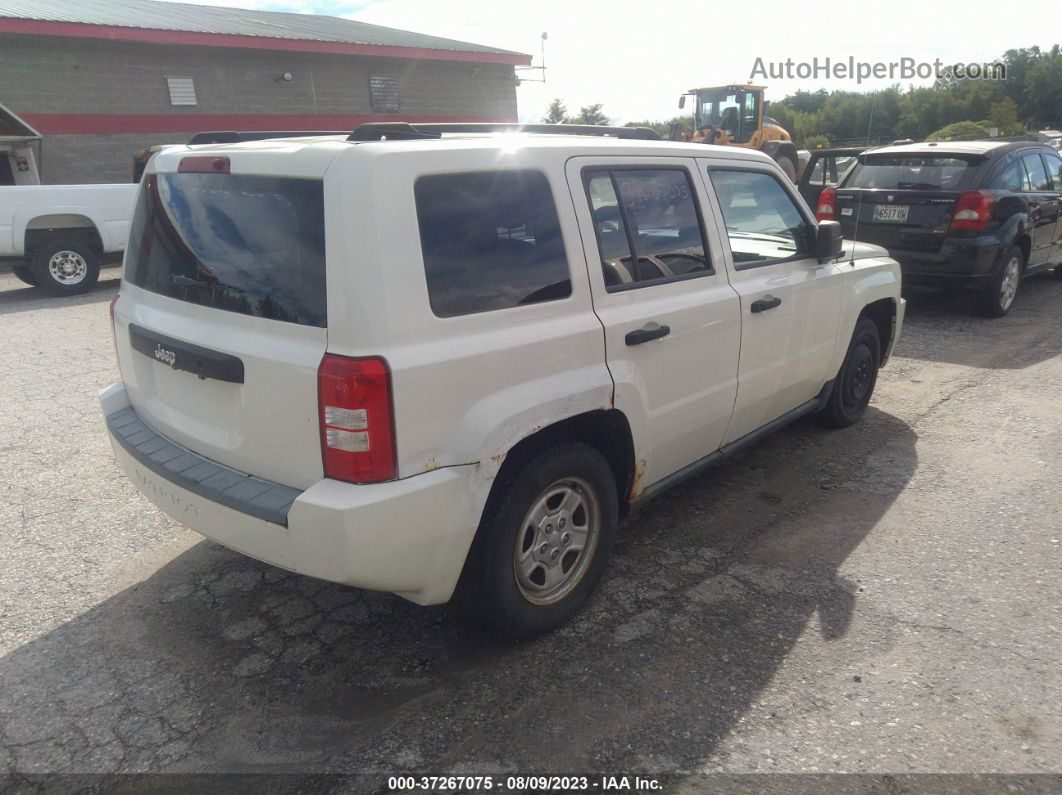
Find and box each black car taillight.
[815,187,837,221]
[950,190,995,232]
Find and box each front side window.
[710,169,813,266]
[584,168,711,289]
[415,170,571,317]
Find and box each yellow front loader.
[676,84,799,180]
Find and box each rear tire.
[976,246,1022,317]
[458,441,619,638]
[30,237,101,296]
[12,264,37,286]
[816,317,880,428]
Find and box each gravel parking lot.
[1,263,1059,786]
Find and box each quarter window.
[709,169,813,266]
[989,157,1026,191]
[584,168,711,290]
[414,170,571,318]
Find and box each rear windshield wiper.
[170,274,245,294]
[895,183,940,190]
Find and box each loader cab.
[692,85,763,145]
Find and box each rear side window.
[583,168,711,289]
[126,173,326,326]
[1021,153,1050,191]
[414,170,571,317]
[846,155,981,190]
[1044,152,1062,190]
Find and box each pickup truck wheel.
[30,238,101,296]
[976,247,1023,317]
[459,441,618,638]
[12,264,37,286]
[816,317,880,428]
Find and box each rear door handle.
[625,322,671,346]
[750,295,782,313]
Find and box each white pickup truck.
[0,183,138,294]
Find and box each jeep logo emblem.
[887,194,894,202]
[154,344,176,367]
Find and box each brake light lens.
[318,355,396,483]
[815,187,837,220]
[950,190,995,232]
[178,155,230,174]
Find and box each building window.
[166,77,197,106]
[369,73,400,112]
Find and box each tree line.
[544,45,1061,148]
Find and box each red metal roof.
[0,0,531,65]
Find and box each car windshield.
[846,154,983,191]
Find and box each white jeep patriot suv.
[100,123,904,637]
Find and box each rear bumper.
[100,383,480,605]
[890,237,1001,290]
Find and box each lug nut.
[561,532,571,545]
[550,548,560,561]
[539,543,549,555]
[545,523,553,534]
[559,518,567,529]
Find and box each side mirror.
[678,95,686,110]
[814,220,843,262]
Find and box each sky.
[169,0,1057,124]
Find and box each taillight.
[317,355,396,484]
[178,155,230,174]
[815,187,837,221]
[950,190,995,232]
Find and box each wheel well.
[1013,235,1031,268]
[24,216,102,257]
[861,298,897,364]
[488,410,636,518]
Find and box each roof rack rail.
[187,130,347,145]
[347,122,662,142]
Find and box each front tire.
[976,246,1023,317]
[30,237,101,296]
[816,316,880,428]
[458,442,619,638]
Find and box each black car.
[815,141,1062,316]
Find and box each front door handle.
[751,295,782,313]
[625,322,671,346]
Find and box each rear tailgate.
[836,188,963,253]
[114,143,339,490]
[836,152,984,254]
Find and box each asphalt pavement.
[1,263,1059,788]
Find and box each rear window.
[845,154,982,191]
[414,170,571,318]
[126,173,326,326]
